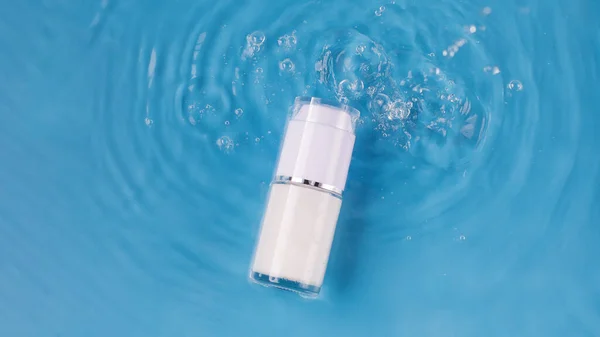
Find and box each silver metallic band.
[273,175,343,198]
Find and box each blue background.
[1,0,599,336]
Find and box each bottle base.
[249,271,320,298]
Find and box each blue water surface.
[1,0,600,336]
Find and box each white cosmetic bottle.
[249,97,359,298]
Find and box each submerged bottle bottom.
[249,272,320,298]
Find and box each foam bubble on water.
[216,136,234,151]
[507,80,524,91]
[279,58,295,72]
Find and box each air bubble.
[337,79,365,100]
[279,58,295,72]
[247,31,265,46]
[234,108,244,117]
[507,80,524,91]
[216,136,234,151]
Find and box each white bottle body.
[249,97,359,297]
[251,184,341,289]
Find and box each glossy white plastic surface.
[251,183,341,287]
[275,98,357,192]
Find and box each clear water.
[1,0,599,336]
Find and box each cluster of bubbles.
[277,31,297,50]
[442,38,467,58]
[207,7,518,162]
[242,31,266,60]
[216,136,234,152]
[374,6,386,17]
[310,27,492,168]
[483,65,501,75]
[316,31,393,103]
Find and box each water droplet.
[507,80,524,91]
[279,58,295,72]
[216,136,234,151]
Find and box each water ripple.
[2,0,600,335]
